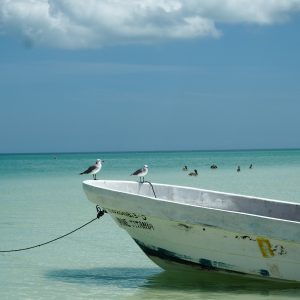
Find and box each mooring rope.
[144,181,157,198]
[0,205,106,253]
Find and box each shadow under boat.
[45,266,300,296]
[143,268,300,293]
[45,267,160,288]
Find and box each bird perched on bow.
[80,159,104,180]
[131,165,148,183]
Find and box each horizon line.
[1,147,300,156]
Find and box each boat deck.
[87,180,300,223]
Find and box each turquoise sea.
[1,149,300,300]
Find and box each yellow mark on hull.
[257,237,274,258]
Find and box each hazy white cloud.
[0,0,300,48]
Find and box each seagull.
[188,169,198,176]
[80,159,104,180]
[131,165,148,183]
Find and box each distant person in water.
[249,164,253,169]
[182,165,188,171]
[237,166,241,172]
[210,164,218,169]
[188,169,198,176]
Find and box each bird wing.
[131,168,142,176]
[80,165,96,175]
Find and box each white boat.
[82,180,300,282]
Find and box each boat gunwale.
[83,180,300,225]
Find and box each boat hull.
[83,180,300,282]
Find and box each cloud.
[0,0,300,48]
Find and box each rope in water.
[0,206,106,253]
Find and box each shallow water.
[1,150,300,299]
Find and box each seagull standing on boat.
[131,165,148,183]
[80,159,104,180]
[188,169,198,176]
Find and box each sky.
[1,0,300,153]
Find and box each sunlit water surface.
[1,150,300,299]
